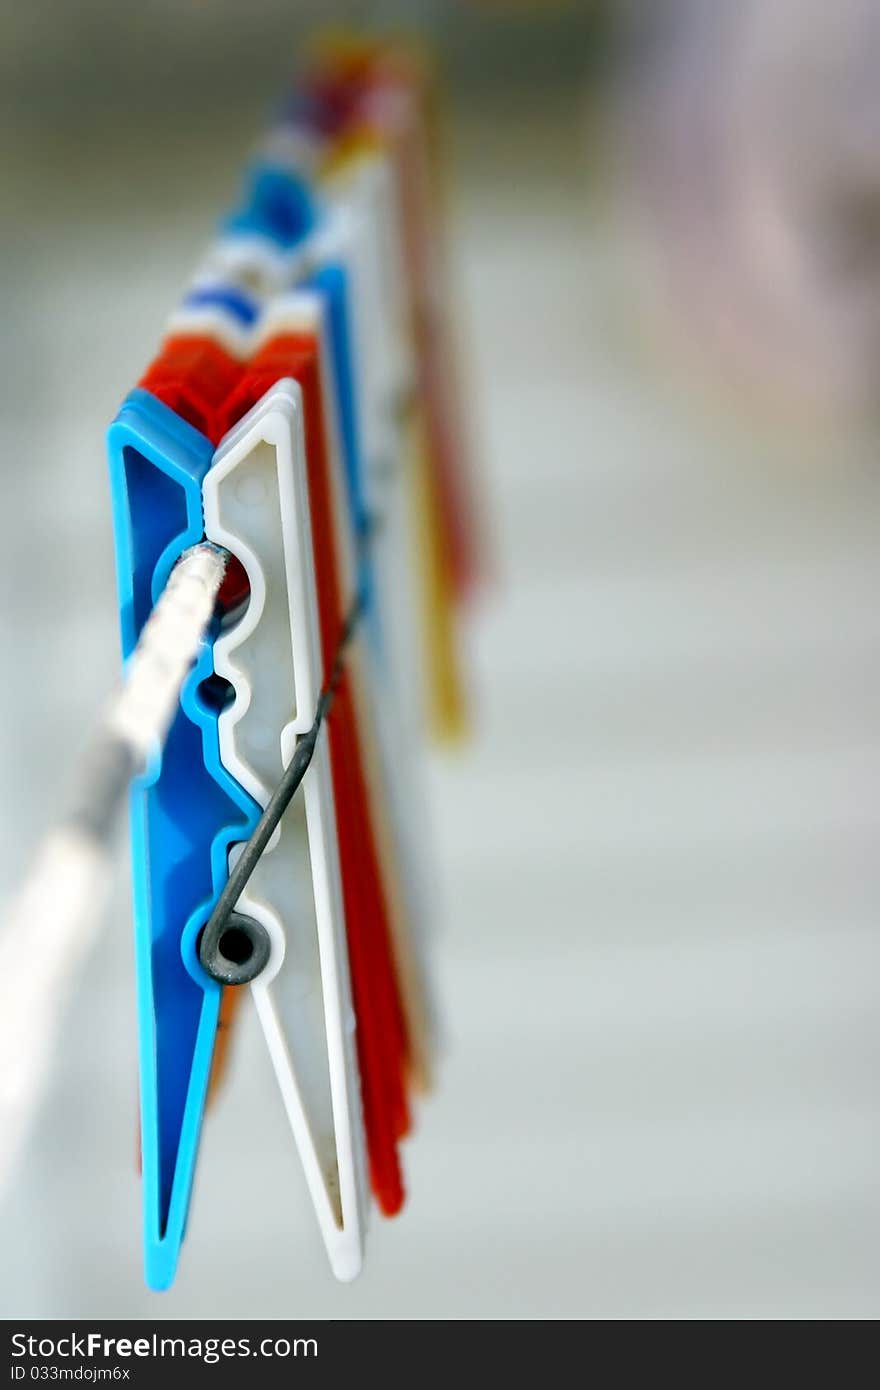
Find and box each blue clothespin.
[107,390,260,1290]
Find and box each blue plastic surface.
[181,285,260,328]
[107,389,260,1291]
[304,262,368,538]
[223,162,317,249]
[302,261,379,644]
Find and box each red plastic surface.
[139,335,244,446]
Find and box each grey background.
[0,1,878,1319]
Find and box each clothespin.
[202,371,369,1278]
[106,386,261,1291]
[303,37,481,735]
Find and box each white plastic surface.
[254,287,439,1084]
[257,125,325,190]
[189,239,305,302]
[255,288,358,603]
[163,300,253,362]
[310,173,441,1078]
[310,199,402,511]
[203,381,367,1281]
[324,148,415,445]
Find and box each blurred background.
[1,0,879,1319]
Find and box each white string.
[0,544,228,1196]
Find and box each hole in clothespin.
[196,674,235,714]
[215,553,251,628]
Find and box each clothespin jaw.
[106,389,260,1290]
[204,379,368,1280]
